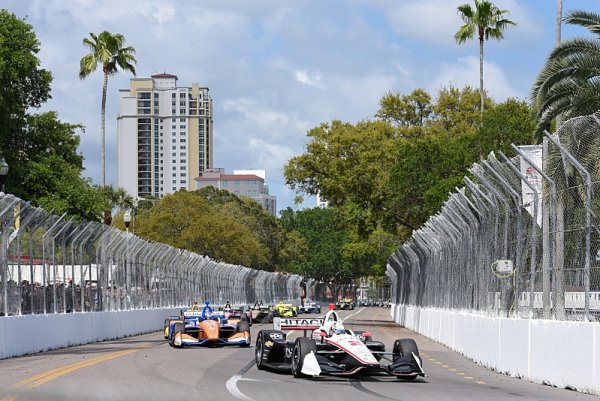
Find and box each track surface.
[0,308,596,401]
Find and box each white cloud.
[427,56,524,101]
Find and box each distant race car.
[250,302,274,323]
[299,300,321,314]
[168,301,251,348]
[254,307,425,379]
[221,303,253,326]
[336,298,355,310]
[272,301,298,317]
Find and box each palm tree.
[97,185,134,225]
[454,0,516,114]
[531,10,600,141]
[79,31,137,187]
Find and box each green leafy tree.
[375,89,432,130]
[137,191,268,268]
[193,187,285,271]
[531,10,600,140]
[79,31,137,186]
[0,10,51,144]
[279,207,353,284]
[455,0,516,113]
[284,120,401,233]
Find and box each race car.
[169,301,251,348]
[250,302,274,323]
[336,297,355,310]
[299,300,321,314]
[221,303,253,326]
[163,302,205,339]
[272,301,298,317]
[254,307,425,379]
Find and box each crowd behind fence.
[0,196,304,316]
[387,113,600,322]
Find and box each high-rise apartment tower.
[117,73,213,198]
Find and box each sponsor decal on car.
[265,341,273,347]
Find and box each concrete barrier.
[0,308,180,360]
[392,305,600,395]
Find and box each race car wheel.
[255,336,266,370]
[172,322,185,348]
[163,318,171,339]
[237,320,250,333]
[392,338,419,360]
[291,337,317,378]
[292,309,298,317]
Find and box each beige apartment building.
[117,73,213,198]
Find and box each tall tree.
[531,10,600,141]
[79,31,137,186]
[97,185,133,225]
[454,0,516,114]
[0,10,51,158]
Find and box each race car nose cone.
[328,303,335,311]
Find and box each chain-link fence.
[388,113,600,322]
[0,194,303,316]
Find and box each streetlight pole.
[0,157,9,193]
[132,197,139,234]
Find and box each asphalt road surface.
[0,308,596,401]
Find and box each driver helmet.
[333,322,345,335]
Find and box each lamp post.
[123,210,132,234]
[0,157,9,193]
[132,197,139,234]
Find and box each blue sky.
[4,0,598,212]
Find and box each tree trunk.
[101,66,109,187]
[479,28,485,114]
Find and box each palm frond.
[564,10,600,35]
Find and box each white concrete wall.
[0,308,180,360]
[391,304,600,395]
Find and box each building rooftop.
[151,73,178,79]
[195,174,263,181]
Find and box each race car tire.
[393,338,419,359]
[163,318,171,339]
[237,320,250,333]
[292,309,298,317]
[255,336,266,370]
[173,322,185,348]
[291,337,317,378]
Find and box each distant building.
[117,73,213,198]
[316,193,328,208]
[195,168,277,216]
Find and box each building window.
[172,152,176,157]
[172,173,176,177]
[234,190,240,195]
[180,145,186,150]
[172,139,176,143]
[234,180,240,186]
[222,180,228,187]
[180,92,186,98]
[180,159,186,163]
[172,146,176,150]
[180,138,186,143]
[180,173,186,177]
[180,108,185,114]
[180,101,186,106]
[180,125,185,129]
[172,93,176,98]
[180,180,186,184]
[180,166,186,170]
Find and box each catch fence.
[0,197,303,316]
[387,113,600,322]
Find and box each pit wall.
[0,308,180,359]
[392,305,599,395]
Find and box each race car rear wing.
[274,317,324,331]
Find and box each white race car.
[254,307,425,379]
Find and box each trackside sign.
[274,317,324,331]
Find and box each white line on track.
[226,359,257,401]
[226,307,366,401]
